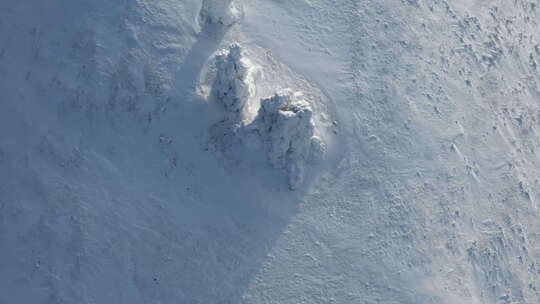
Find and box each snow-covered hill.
[3,0,540,303]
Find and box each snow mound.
[255,89,325,189]
[212,43,256,117]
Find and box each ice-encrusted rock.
[213,44,255,116]
[255,89,325,189]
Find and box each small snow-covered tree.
[213,43,255,116]
[198,0,243,28]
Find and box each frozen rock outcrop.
[255,89,326,189]
[212,43,255,116]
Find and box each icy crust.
[255,90,325,189]
[209,44,326,190]
[212,44,255,116]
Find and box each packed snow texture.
[4,0,540,303]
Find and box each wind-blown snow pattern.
[3,0,540,303]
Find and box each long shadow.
[174,18,229,101]
[0,1,305,304]
[165,6,305,304]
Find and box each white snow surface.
[3,0,540,303]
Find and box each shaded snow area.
[4,0,540,303]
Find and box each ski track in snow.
[3,0,540,303]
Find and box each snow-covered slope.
[3,0,540,303]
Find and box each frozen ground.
[2,0,540,303]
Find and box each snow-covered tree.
[255,89,325,189]
[212,43,255,116]
[210,45,325,189]
[198,0,243,28]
